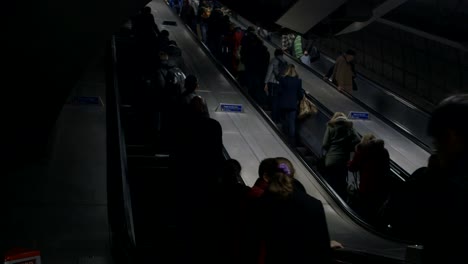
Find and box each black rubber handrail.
[107,35,137,264]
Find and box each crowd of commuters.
[122,2,468,263]
[169,1,395,223]
[123,4,343,263]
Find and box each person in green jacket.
[322,112,360,199]
[293,35,303,59]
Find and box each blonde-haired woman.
[322,112,360,199]
[278,64,304,146]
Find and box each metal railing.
[106,36,136,264]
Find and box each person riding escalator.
[322,112,360,200]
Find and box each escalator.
[172,3,413,241]
[232,12,433,154]
[109,1,424,263]
[166,0,419,248]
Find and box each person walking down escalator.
[278,64,304,147]
[322,112,360,200]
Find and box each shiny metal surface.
[150,0,407,259]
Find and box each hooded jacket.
[322,118,360,167]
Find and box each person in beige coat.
[332,49,356,93]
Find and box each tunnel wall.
[316,21,468,111]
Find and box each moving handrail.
[107,36,137,263]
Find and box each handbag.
[297,97,317,120]
[346,171,360,206]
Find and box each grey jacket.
[322,121,360,167]
[264,56,286,84]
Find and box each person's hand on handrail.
[330,240,344,249]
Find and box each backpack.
[160,67,186,99]
[275,58,288,81]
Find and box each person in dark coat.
[278,64,304,146]
[385,94,468,263]
[132,6,160,42]
[414,94,468,264]
[172,96,225,263]
[180,0,196,30]
[348,133,390,221]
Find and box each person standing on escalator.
[398,94,468,264]
[322,112,360,200]
[180,0,196,31]
[278,64,304,146]
[264,48,288,123]
[348,133,390,222]
[241,161,332,264]
[331,49,356,93]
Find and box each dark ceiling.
[219,0,467,43]
[219,0,298,31]
[383,0,468,43]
